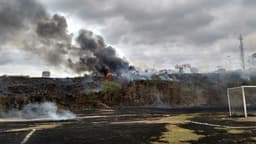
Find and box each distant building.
[42,71,50,78]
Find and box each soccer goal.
[227,86,256,117]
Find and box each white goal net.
[227,86,256,117]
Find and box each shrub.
[102,80,121,94]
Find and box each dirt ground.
[0,107,256,144]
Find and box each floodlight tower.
[239,35,245,71]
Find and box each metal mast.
[239,35,245,71]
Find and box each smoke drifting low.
[0,102,76,120]
[0,0,131,75]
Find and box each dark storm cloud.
[242,0,256,6]
[39,0,231,45]
[0,0,47,42]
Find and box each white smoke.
[0,102,76,120]
[152,94,170,108]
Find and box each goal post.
[227,86,256,117]
[227,86,247,117]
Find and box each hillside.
[0,72,253,111]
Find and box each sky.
[1,0,256,77]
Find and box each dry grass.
[151,114,204,144]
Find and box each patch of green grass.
[151,114,204,144]
[102,80,121,94]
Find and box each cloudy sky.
[1,0,256,77]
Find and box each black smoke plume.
[68,30,130,75]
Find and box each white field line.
[188,120,223,127]
[20,129,36,144]
[187,120,256,129]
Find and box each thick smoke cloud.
[35,15,130,74]
[36,14,68,39]
[32,14,71,67]
[0,0,130,75]
[68,30,130,74]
